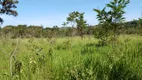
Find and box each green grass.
[0,35,142,80]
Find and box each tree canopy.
[0,0,18,23]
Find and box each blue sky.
[1,0,142,27]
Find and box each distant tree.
[61,22,69,37]
[67,11,79,36]
[2,25,15,38]
[42,27,52,38]
[138,18,142,28]
[52,25,59,37]
[67,11,79,28]
[87,24,92,39]
[66,11,87,38]
[26,25,43,38]
[137,18,142,35]
[33,26,43,38]
[15,25,27,38]
[62,22,68,27]
[75,12,87,39]
[0,0,18,23]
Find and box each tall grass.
[0,35,142,80]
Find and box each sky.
[1,0,142,27]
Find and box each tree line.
[0,24,95,38]
[0,18,141,39]
[0,0,141,40]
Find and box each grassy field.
[0,35,142,80]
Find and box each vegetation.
[0,19,141,39]
[0,35,142,80]
[94,0,130,46]
[0,0,142,80]
[0,0,18,23]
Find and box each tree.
[106,0,129,45]
[93,8,112,46]
[66,11,79,36]
[0,0,18,23]
[94,0,129,46]
[15,25,27,38]
[67,11,79,28]
[75,12,87,39]
[2,25,15,38]
[62,22,69,37]
[62,22,68,27]
[137,18,142,35]
[66,11,87,38]
[52,25,59,37]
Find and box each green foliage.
[0,19,141,39]
[0,0,18,23]
[94,24,112,46]
[66,11,87,38]
[94,0,130,46]
[0,35,142,80]
[67,11,79,26]
[76,12,87,38]
[56,40,71,50]
[109,59,140,80]
[0,0,141,79]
